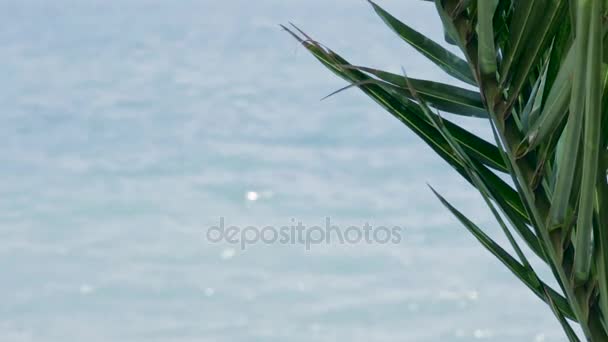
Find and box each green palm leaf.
[284,0,608,339]
[368,1,477,86]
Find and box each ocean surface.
[1,1,566,341]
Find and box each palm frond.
[284,0,608,339]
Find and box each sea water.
[0,1,565,341]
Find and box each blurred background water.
[0,0,566,341]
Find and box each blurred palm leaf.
[284,0,608,340]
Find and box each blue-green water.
[1,1,565,341]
